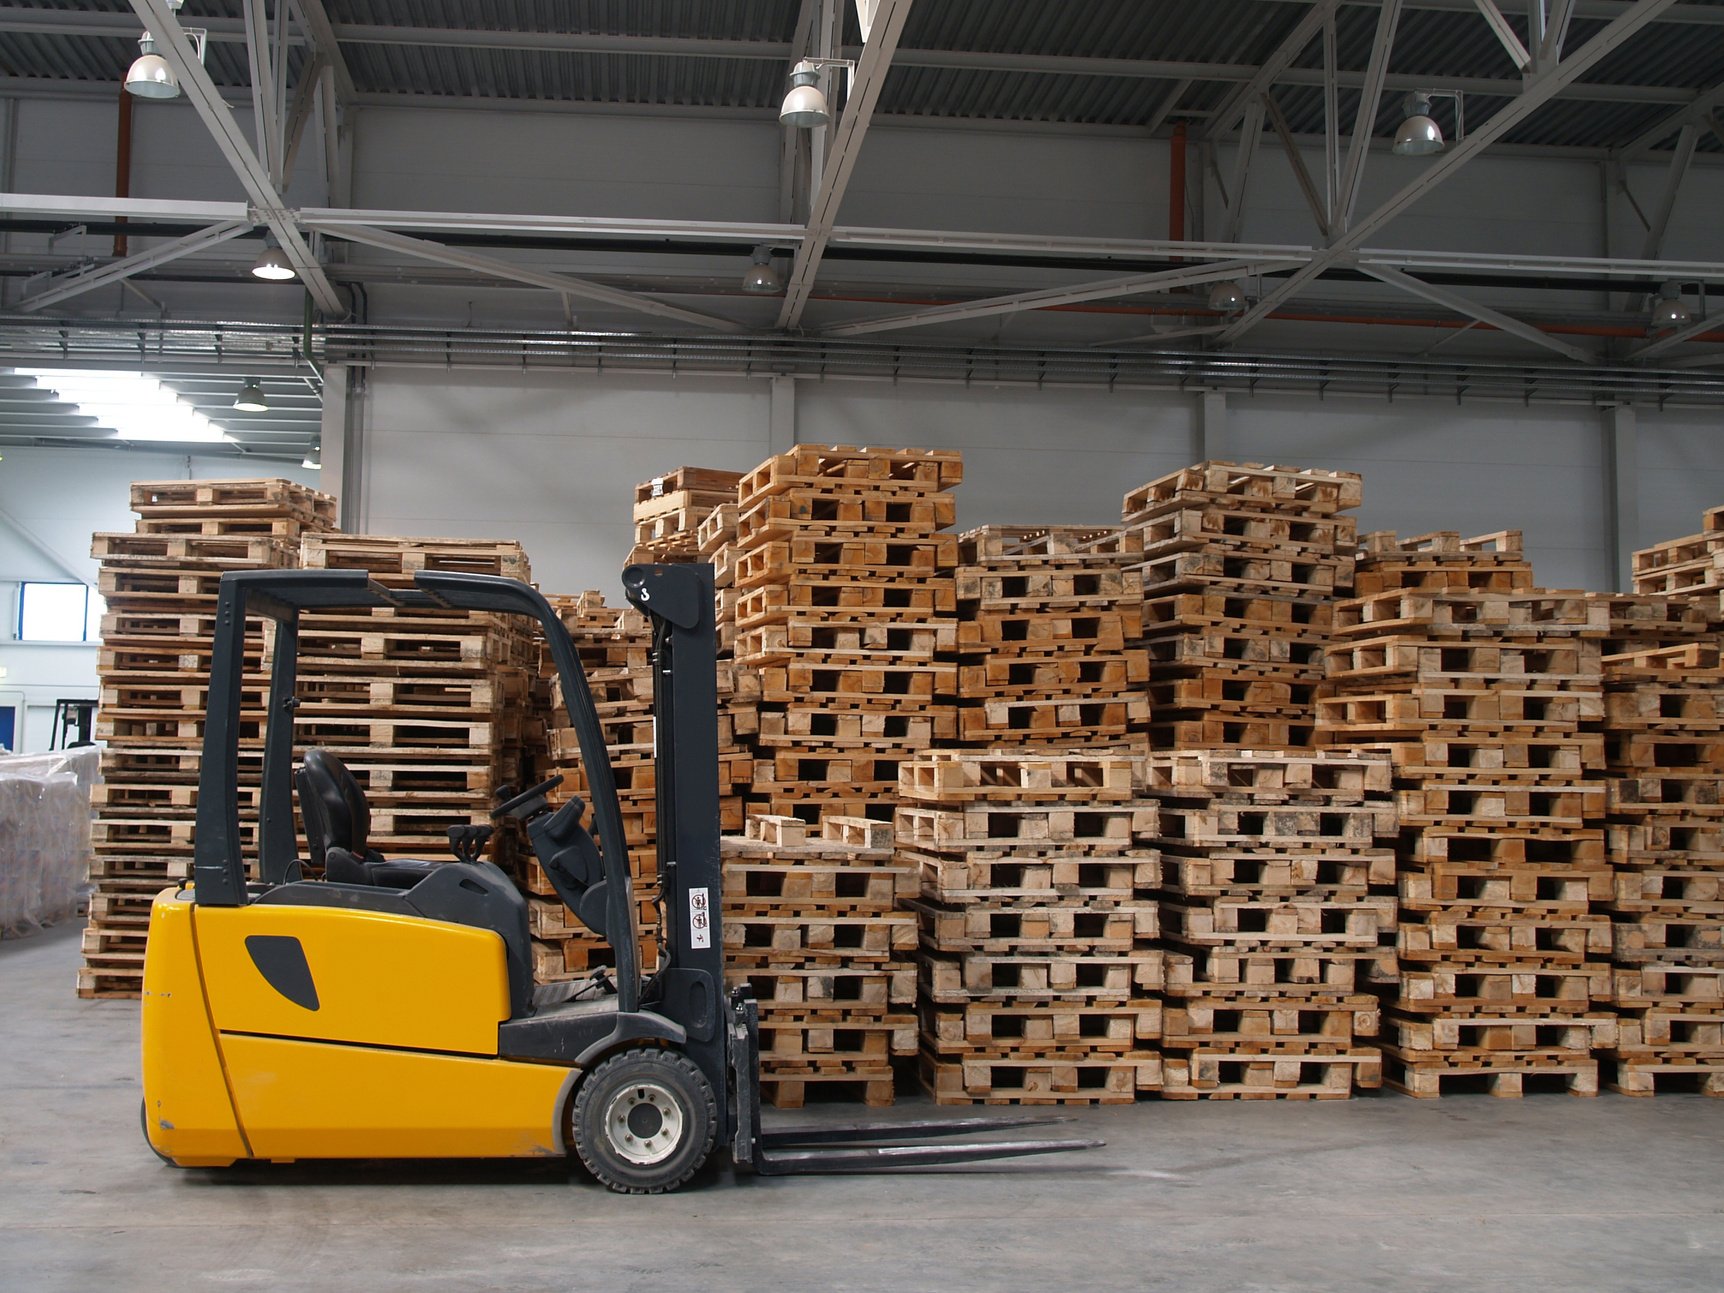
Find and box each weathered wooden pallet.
[753,706,958,747]
[757,1015,918,1064]
[1386,1010,1616,1053]
[955,566,1133,608]
[899,750,1137,804]
[1122,462,1362,520]
[91,531,296,568]
[1157,802,1395,848]
[1162,897,1395,948]
[1402,827,1607,867]
[130,476,337,521]
[1396,781,1604,830]
[299,534,529,579]
[919,951,1163,1003]
[1397,964,1611,1013]
[1612,1008,1724,1055]
[1143,589,1331,632]
[1327,637,1599,685]
[737,489,955,544]
[911,897,1157,953]
[1159,1050,1380,1099]
[955,611,1134,654]
[735,617,954,663]
[1352,565,1535,597]
[1163,851,1394,895]
[1331,589,1608,638]
[1317,687,1602,734]
[1400,865,1610,910]
[920,1000,1162,1054]
[1376,733,1606,779]
[1603,1057,1724,1096]
[722,912,915,961]
[959,523,1141,562]
[738,444,963,500]
[1608,773,1724,816]
[1609,868,1724,913]
[956,698,1147,743]
[758,1073,896,1109]
[1397,909,1611,964]
[957,655,1144,696]
[729,965,916,1008]
[1608,822,1724,867]
[909,848,1159,904]
[752,659,957,704]
[1138,549,1342,597]
[1162,997,1378,1049]
[919,1051,1159,1105]
[724,860,917,908]
[1127,504,1356,553]
[1611,963,1724,1007]
[1162,947,1382,995]
[1149,716,1313,750]
[734,579,957,626]
[1139,749,1392,799]
[1612,918,1724,962]
[734,535,957,588]
[1382,1049,1599,1097]
[1149,674,1317,711]
[896,803,1158,849]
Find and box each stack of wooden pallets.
[1123,462,1360,750]
[1631,505,1724,609]
[1319,531,1614,1096]
[627,466,743,568]
[1144,750,1396,1098]
[80,478,336,998]
[731,445,962,823]
[1602,642,1724,1096]
[538,592,753,982]
[723,814,918,1106]
[952,526,1148,746]
[291,533,538,875]
[899,750,1163,1104]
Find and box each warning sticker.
[688,886,711,949]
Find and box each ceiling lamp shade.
[233,377,268,412]
[742,247,784,294]
[124,33,179,100]
[250,234,297,281]
[1207,280,1248,314]
[780,61,832,128]
[1651,282,1692,330]
[1393,100,1445,157]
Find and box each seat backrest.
[296,748,372,865]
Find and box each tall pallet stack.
[292,532,537,878]
[1318,531,1613,1096]
[952,526,1148,746]
[537,592,754,982]
[722,814,917,1106]
[731,446,961,824]
[626,466,744,568]
[899,750,1164,1104]
[1143,750,1396,1098]
[1123,462,1360,750]
[1601,642,1724,1096]
[536,593,658,980]
[80,478,336,998]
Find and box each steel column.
[1605,403,1638,591]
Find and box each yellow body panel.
[195,902,511,1054]
[140,889,250,1167]
[225,1034,575,1160]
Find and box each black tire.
[570,1048,717,1194]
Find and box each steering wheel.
[491,774,565,820]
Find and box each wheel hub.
[604,1081,684,1166]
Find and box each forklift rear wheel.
[571,1048,717,1194]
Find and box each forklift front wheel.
[571,1048,717,1194]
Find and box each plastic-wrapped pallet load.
[0,746,100,937]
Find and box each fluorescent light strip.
[14,368,232,443]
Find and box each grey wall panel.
[796,380,1196,531]
[1637,409,1724,550]
[1225,395,1614,590]
[361,367,771,594]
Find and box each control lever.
[447,823,494,865]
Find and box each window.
[16,582,106,643]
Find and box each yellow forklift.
[141,563,1096,1192]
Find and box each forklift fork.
[728,990,1104,1176]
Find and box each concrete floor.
[2,922,1720,1293]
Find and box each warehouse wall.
[0,447,317,753]
[355,366,1717,601]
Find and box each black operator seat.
[295,747,439,889]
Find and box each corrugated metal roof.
[0,0,1717,149]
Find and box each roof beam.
[1338,0,1404,232]
[821,258,1305,338]
[242,0,284,188]
[1538,0,1580,66]
[1359,263,1593,360]
[1220,0,1683,346]
[14,222,251,312]
[1223,102,1268,244]
[1204,1,1340,141]
[1264,93,1331,238]
[127,0,346,317]
[1640,123,1700,260]
[1623,80,1724,159]
[316,222,746,332]
[1472,0,1533,69]
[776,0,914,329]
[289,0,357,103]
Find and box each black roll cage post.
[190,567,641,1012]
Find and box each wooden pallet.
[919,1051,1160,1105]
[1382,1050,1599,1097]
[1159,1050,1380,1099]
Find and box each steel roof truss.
[15,222,252,313]
[1361,263,1591,360]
